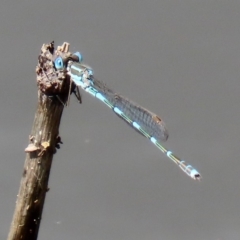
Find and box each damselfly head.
[54,52,83,70]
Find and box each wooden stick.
[7,42,72,240]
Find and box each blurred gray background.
[1,0,240,239]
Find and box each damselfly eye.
[54,56,64,69]
[73,52,83,62]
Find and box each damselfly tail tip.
[193,173,202,181]
[189,169,202,181]
[194,174,202,181]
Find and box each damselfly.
[54,52,201,180]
